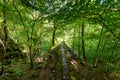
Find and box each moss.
[47,42,83,80]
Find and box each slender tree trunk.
[29,18,36,68]
[29,45,33,68]
[98,14,120,41]
[78,25,81,59]
[72,29,75,52]
[3,0,8,40]
[107,41,118,69]
[81,22,86,64]
[52,21,57,47]
[93,27,104,67]
[0,39,6,75]
[0,0,8,75]
[101,39,107,52]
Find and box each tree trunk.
[0,0,8,75]
[78,25,81,59]
[0,39,6,75]
[72,29,75,53]
[81,22,86,64]
[93,26,104,67]
[52,21,57,47]
[2,0,8,40]
[101,39,107,52]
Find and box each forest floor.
[0,59,120,80]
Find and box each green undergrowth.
[0,59,27,80]
[0,58,120,80]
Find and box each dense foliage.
[0,0,120,80]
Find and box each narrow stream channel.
[61,44,69,80]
